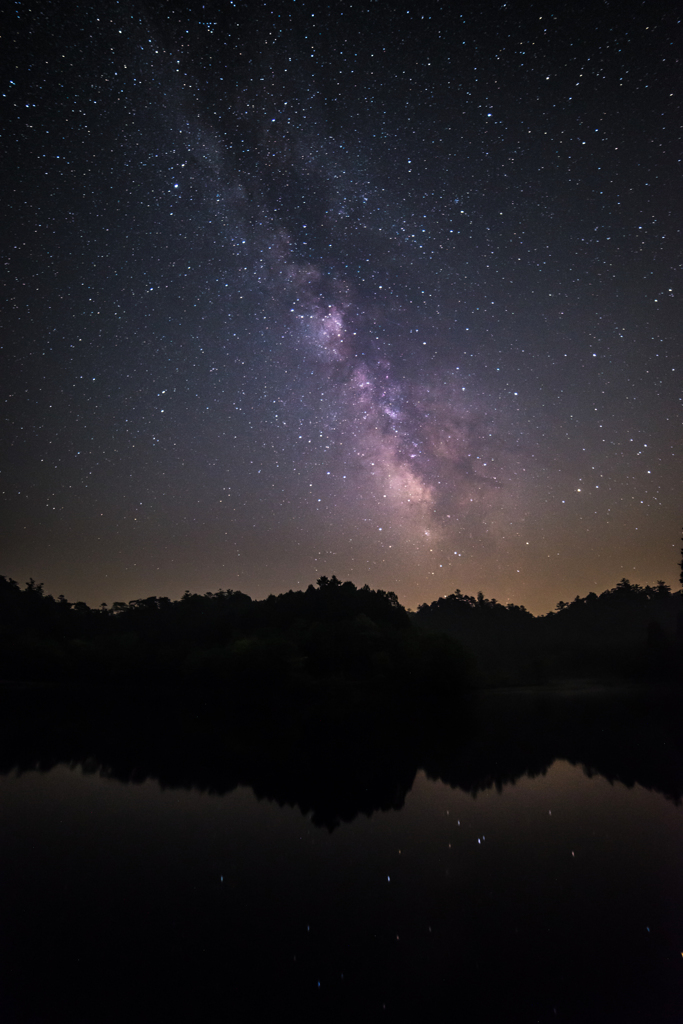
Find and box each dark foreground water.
[1,685,683,1023]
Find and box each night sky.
[1,0,681,614]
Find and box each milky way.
[1,1,680,612]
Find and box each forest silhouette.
[1,564,682,828]
[0,567,680,691]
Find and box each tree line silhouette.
[1,557,682,694]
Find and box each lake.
[1,685,682,1022]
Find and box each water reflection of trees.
[1,684,681,829]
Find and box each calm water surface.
[1,744,682,1023]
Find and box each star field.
[1,0,681,613]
